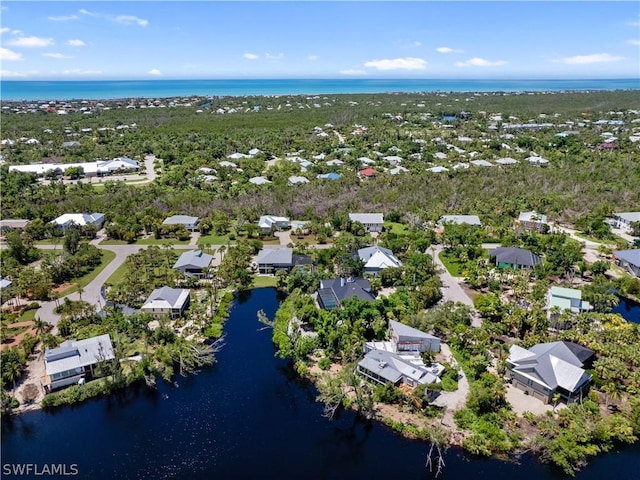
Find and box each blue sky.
[1,1,639,80]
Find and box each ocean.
[1,78,639,101]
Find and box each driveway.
[430,245,480,326]
[35,244,145,328]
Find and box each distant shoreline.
[2,78,638,102]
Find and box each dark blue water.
[2,288,639,479]
[612,296,640,324]
[2,78,639,101]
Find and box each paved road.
[429,245,481,327]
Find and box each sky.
[1,1,639,80]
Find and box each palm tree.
[34,317,48,358]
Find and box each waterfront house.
[255,247,313,274]
[141,286,190,319]
[348,213,384,233]
[173,250,214,278]
[317,277,374,310]
[517,211,548,232]
[357,349,442,388]
[489,247,542,270]
[545,286,593,321]
[162,215,200,232]
[388,320,440,353]
[357,246,402,274]
[45,334,115,391]
[51,213,105,230]
[611,212,640,233]
[507,341,593,404]
[258,215,290,234]
[613,249,640,277]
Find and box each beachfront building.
[44,334,115,391]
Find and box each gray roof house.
[45,334,115,391]
[357,246,402,274]
[0,276,13,289]
[317,277,374,309]
[256,247,312,274]
[489,247,542,270]
[611,212,640,233]
[517,211,548,232]
[173,250,214,278]
[439,215,482,226]
[507,341,593,404]
[546,286,592,322]
[357,349,441,388]
[348,213,384,233]
[141,286,190,319]
[0,219,30,231]
[389,320,440,353]
[162,215,200,231]
[614,249,640,277]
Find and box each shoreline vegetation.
[1,89,639,475]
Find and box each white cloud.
[43,52,73,59]
[364,57,427,71]
[115,15,149,27]
[0,70,27,78]
[339,69,367,75]
[148,68,163,76]
[627,39,640,46]
[265,52,284,60]
[7,36,54,48]
[49,15,79,21]
[307,55,319,61]
[0,27,9,35]
[243,53,259,60]
[63,69,102,75]
[627,20,640,27]
[437,47,463,54]
[552,53,625,65]
[67,39,86,47]
[79,9,97,16]
[414,41,422,47]
[0,47,23,61]
[456,57,508,67]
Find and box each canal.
[2,288,639,479]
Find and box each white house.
[439,215,482,227]
[611,212,640,233]
[45,334,115,391]
[357,246,402,274]
[349,213,384,233]
[51,213,105,230]
[258,215,290,233]
[162,215,200,232]
[141,287,190,319]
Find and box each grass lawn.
[438,250,466,277]
[99,239,130,245]
[105,261,128,286]
[136,238,190,245]
[261,239,282,246]
[57,249,117,295]
[574,232,627,246]
[19,308,37,322]
[290,234,333,245]
[384,222,410,235]
[252,275,278,288]
[34,239,62,246]
[197,234,231,245]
